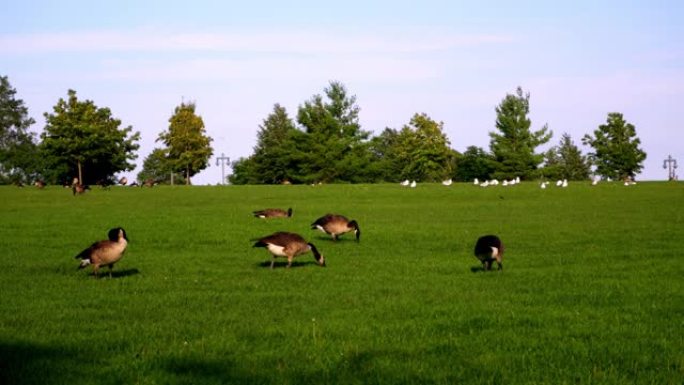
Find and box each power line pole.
[216,153,230,185]
[663,155,678,181]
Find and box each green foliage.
[454,146,494,182]
[40,89,140,185]
[0,75,39,184]
[368,114,454,182]
[158,102,213,185]
[400,113,454,181]
[489,87,552,180]
[582,113,647,180]
[137,148,186,185]
[246,104,297,184]
[542,133,591,181]
[0,183,682,384]
[294,81,372,183]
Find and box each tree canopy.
[0,75,39,184]
[489,87,552,180]
[293,81,372,183]
[582,113,646,180]
[454,146,494,182]
[542,133,591,181]
[157,102,213,185]
[40,89,140,185]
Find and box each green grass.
[0,182,682,384]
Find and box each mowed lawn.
[0,182,682,385]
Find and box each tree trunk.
[186,166,190,185]
[77,160,82,185]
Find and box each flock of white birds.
[399,176,638,188]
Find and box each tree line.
[0,75,647,186]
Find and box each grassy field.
[0,182,682,384]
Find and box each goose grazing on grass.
[253,208,292,218]
[75,227,128,278]
[253,232,325,269]
[311,214,361,241]
[474,235,504,271]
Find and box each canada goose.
[72,184,89,195]
[75,227,128,278]
[119,176,128,185]
[311,214,360,241]
[253,232,325,268]
[474,235,504,271]
[253,208,292,218]
[34,180,45,189]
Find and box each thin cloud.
[0,28,515,55]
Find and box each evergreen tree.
[250,104,297,184]
[542,133,590,180]
[295,81,371,183]
[489,87,552,180]
[0,75,40,184]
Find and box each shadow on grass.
[0,340,88,385]
[310,235,359,243]
[164,356,266,385]
[163,348,472,384]
[255,261,322,269]
[82,268,140,279]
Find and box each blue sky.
[2,0,683,183]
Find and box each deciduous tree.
[158,102,213,185]
[454,146,494,182]
[582,113,646,180]
[137,148,185,185]
[40,90,140,185]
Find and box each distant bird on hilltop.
[75,227,128,278]
[253,232,325,269]
[253,208,292,218]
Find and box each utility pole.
[663,155,678,181]
[216,153,230,185]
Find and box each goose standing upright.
[75,227,128,278]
